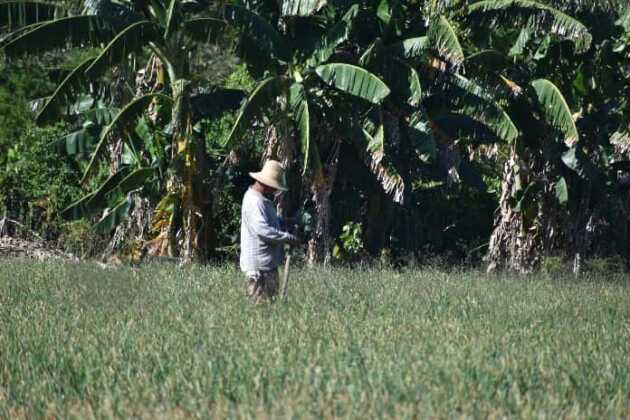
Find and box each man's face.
[261,184,278,199]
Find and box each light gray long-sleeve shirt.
[240,188,292,272]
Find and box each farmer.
[240,160,298,302]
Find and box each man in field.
[240,160,298,303]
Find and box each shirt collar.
[248,186,272,202]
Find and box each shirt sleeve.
[246,198,291,245]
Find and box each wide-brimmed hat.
[249,160,288,191]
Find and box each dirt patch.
[0,236,78,262]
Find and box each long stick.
[281,246,291,302]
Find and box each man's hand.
[286,233,300,245]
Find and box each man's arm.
[247,200,296,245]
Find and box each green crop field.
[1,260,630,419]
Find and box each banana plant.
[1,0,244,262]
[223,1,392,264]
[460,0,630,271]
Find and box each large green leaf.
[377,0,402,29]
[428,15,464,66]
[389,36,429,59]
[529,79,579,146]
[85,21,159,77]
[79,106,120,126]
[281,0,326,17]
[82,93,172,183]
[0,1,60,27]
[225,76,287,148]
[315,63,391,104]
[1,15,116,57]
[36,55,97,126]
[436,75,519,143]
[164,0,178,38]
[289,82,322,178]
[223,5,289,62]
[63,167,155,221]
[307,4,358,67]
[50,127,98,156]
[467,0,592,52]
[63,168,129,220]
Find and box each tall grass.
[1,261,629,418]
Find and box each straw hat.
[249,160,288,191]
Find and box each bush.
[0,123,85,244]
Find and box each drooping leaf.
[79,106,120,126]
[82,93,172,183]
[116,167,156,193]
[0,1,60,27]
[63,166,155,222]
[387,58,422,107]
[316,63,391,104]
[85,21,159,77]
[428,15,465,66]
[529,79,579,146]
[36,55,97,126]
[225,76,287,148]
[2,15,116,57]
[223,5,289,62]
[63,168,129,219]
[561,147,601,180]
[361,121,405,204]
[94,198,132,233]
[164,0,178,38]
[289,82,322,178]
[510,27,533,56]
[359,38,385,67]
[467,0,592,52]
[407,116,437,162]
[281,0,326,17]
[307,4,358,66]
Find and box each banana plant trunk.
[307,142,339,266]
[487,142,629,273]
[158,79,214,263]
[485,148,541,273]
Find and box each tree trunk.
[169,79,214,264]
[307,140,340,266]
[485,142,627,274]
[485,146,564,273]
[485,150,539,273]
